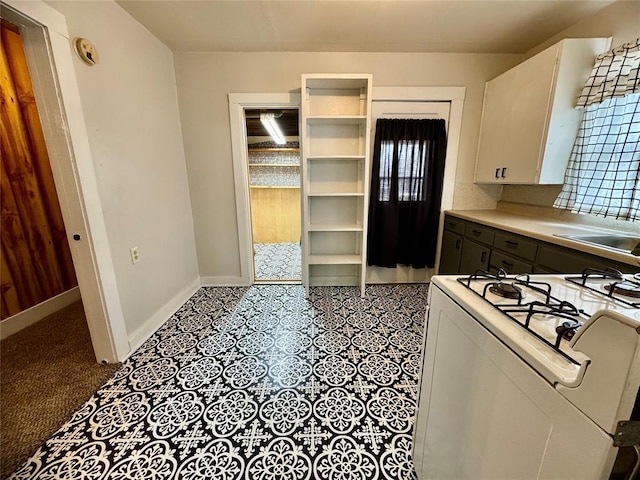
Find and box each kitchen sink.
[556,233,640,255]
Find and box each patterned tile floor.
[254,243,302,282]
[11,284,428,480]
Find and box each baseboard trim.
[0,287,82,340]
[200,276,249,287]
[125,278,201,360]
[366,266,434,284]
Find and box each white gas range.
[414,268,640,479]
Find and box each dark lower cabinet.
[459,239,490,274]
[536,245,613,273]
[439,230,463,274]
[440,214,639,275]
[490,250,533,274]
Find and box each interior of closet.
[245,109,302,282]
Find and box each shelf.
[305,77,370,89]
[250,186,300,189]
[308,264,360,287]
[308,231,362,258]
[248,148,300,152]
[248,164,300,167]
[307,192,364,197]
[305,124,365,157]
[301,74,372,297]
[307,157,363,195]
[307,223,363,232]
[308,196,364,226]
[306,155,365,161]
[308,254,362,265]
[306,116,367,125]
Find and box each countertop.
[445,209,640,268]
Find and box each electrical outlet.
[130,246,140,264]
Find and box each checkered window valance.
[554,93,640,221]
[576,38,640,108]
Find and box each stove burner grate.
[457,270,582,365]
[565,267,640,308]
[604,281,640,299]
[488,281,524,300]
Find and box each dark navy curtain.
[367,118,447,268]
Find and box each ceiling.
[115,0,615,54]
[245,109,299,137]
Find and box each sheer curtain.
[367,118,447,268]
[554,38,640,221]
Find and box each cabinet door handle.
[481,252,487,263]
[495,168,500,179]
[501,260,514,268]
[501,167,507,178]
[505,240,518,248]
[455,239,461,249]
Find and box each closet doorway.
[245,109,302,283]
[1,19,79,323]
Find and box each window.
[554,39,640,221]
[378,139,429,202]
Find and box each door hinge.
[614,421,640,447]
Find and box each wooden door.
[249,187,301,243]
[1,20,77,320]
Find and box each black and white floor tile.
[11,284,428,480]
[254,243,302,281]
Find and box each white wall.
[174,52,519,279]
[47,1,199,338]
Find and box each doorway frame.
[2,0,129,362]
[228,93,302,285]
[229,88,464,285]
[372,87,466,276]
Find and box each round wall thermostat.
[73,37,99,66]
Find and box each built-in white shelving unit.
[301,74,373,296]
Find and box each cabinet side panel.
[539,38,611,184]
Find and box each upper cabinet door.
[474,38,610,185]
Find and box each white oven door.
[413,285,616,479]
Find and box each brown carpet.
[0,301,120,479]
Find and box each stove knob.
[555,322,579,348]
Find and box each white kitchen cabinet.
[474,38,610,184]
[301,74,372,296]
